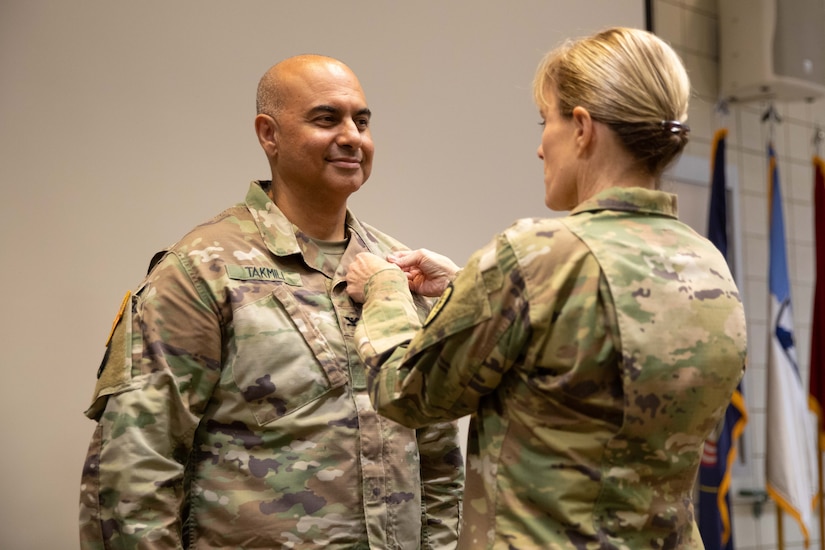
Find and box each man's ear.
[571,106,594,153]
[254,114,278,158]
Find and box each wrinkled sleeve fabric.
[79,252,222,549]
[356,234,529,429]
[416,420,465,550]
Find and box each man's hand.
[346,252,398,303]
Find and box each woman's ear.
[254,114,278,159]
[571,106,593,152]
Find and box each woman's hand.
[388,249,461,297]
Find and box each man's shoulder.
[145,202,253,274]
[170,203,254,250]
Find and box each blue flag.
[697,129,748,550]
[765,142,817,546]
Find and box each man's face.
[271,63,374,204]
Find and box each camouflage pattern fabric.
[79,181,464,549]
[355,186,747,549]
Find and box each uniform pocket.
[230,284,348,425]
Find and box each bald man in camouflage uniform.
[78,55,463,549]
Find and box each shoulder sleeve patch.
[424,284,453,327]
[104,291,131,349]
[85,291,136,421]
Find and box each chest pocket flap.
[230,284,349,426]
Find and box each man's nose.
[337,119,363,147]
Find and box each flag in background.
[697,128,748,550]
[809,155,825,445]
[765,142,818,546]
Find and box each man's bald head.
[255,55,359,117]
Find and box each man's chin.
[327,178,367,199]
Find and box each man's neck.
[266,186,348,241]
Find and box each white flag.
[765,142,818,546]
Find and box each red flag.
[809,156,825,445]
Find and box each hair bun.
[661,120,690,136]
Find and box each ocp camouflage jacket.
[79,181,464,549]
[356,186,747,550]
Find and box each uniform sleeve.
[356,234,529,428]
[79,252,222,549]
[416,420,465,550]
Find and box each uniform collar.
[570,186,679,219]
[244,180,376,275]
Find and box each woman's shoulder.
[500,216,577,245]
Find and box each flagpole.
[765,102,785,550]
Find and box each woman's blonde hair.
[533,27,691,177]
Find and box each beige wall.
[0,1,644,548]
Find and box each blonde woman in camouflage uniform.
[346,27,747,549]
[79,55,464,549]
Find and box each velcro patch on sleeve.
[85,291,136,420]
[424,284,453,327]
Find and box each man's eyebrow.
[309,105,338,115]
[307,105,371,118]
